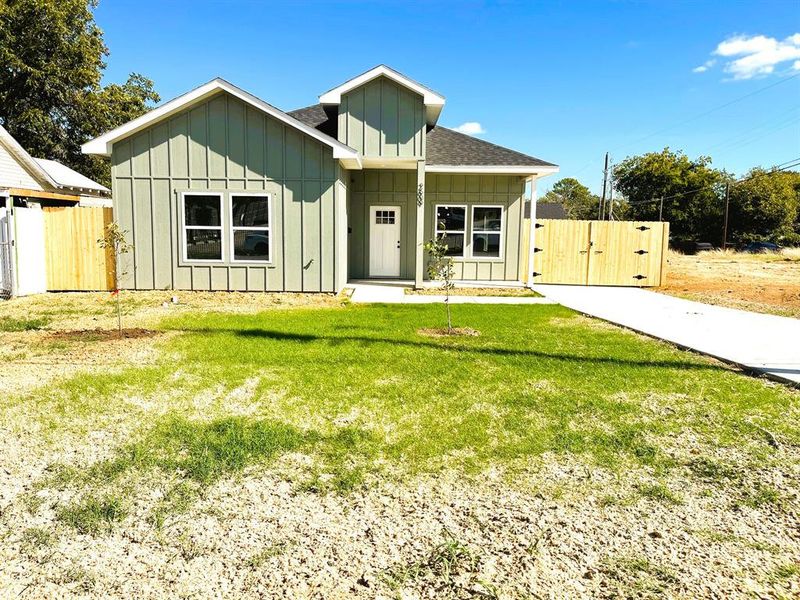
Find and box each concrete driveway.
[536,284,800,386]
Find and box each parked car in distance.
[742,241,781,253]
[672,240,714,255]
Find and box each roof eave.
[82,78,360,163]
[425,165,559,176]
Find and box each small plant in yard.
[424,232,456,333]
[97,222,134,334]
[385,530,493,596]
[56,493,127,535]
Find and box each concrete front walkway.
[347,281,556,305]
[536,284,800,386]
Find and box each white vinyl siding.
[0,143,44,190]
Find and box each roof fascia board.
[426,165,559,176]
[319,65,446,109]
[82,78,360,162]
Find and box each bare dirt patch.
[418,327,481,337]
[46,328,159,342]
[660,249,800,318]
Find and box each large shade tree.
[728,168,800,245]
[539,177,601,220]
[613,148,727,243]
[0,0,159,186]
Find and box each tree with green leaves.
[0,0,159,186]
[424,234,456,334]
[728,168,800,245]
[539,177,601,220]
[613,148,728,243]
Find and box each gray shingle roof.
[288,104,557,169]
[526,201,568,220]
[287,104,338,138]
[426,126,556,168]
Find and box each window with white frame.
[183,193,223,261]
[434,205,466,257]
[231,194,271,262]
[471,205,503,258]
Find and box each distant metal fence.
[0,207,13,299]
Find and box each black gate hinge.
[633,274,647,280]
[532,272,542,277]
[534,223,544,228]
[634,249,648,255]
[533,247,543,253]
[636,225,650,231]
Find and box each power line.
[572,72,800,178]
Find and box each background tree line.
[540,148,800,246]
[0,0,159,187]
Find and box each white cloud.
[708,33,800,79]
[692,59,716,73]
[452,122,486,135]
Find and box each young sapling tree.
[97,222,134,334]
[424,231,456,334]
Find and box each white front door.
[369,205,401,277]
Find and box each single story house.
[0,124,110,207]
[82,65,558,292]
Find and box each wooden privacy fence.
[526,219,669,287]
[43,207,115,291]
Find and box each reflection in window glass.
[435,205,466,257]
[183,194,222,260]
[471,206,503,258]
[231,195,270,262]
[186,229,222,260]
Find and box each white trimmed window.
[434,205,466,257]
[471,205,503,259]
[230,194,271,263]
[182,193,223,261]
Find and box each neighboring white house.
[0,124,111,299]
[0,124,110,206]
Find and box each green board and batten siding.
[347,170,418,280]
[337,77,425,159]
[111,91,347,292]
[424,174,526,281]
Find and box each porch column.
[526,176,538,289]
[414,160,425,288]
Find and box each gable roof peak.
[82,78,361,168]
[318,65,445,125]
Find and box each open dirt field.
[661,249,800,318]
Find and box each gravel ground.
[1,440,798,599]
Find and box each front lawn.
[1,298,798,598]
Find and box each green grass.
[635,482,683,505]
[9,303,799,527]
[0,316,51,331]
[56,494,127,535]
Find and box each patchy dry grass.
[0,295,798,598]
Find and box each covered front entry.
[369,205,401,277]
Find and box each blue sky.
[96,0,800,194]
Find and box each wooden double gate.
[530,219,669,286]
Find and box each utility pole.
[722,182,730,249]
[599,152,609,221]
[607,157,614,220]
[658,197,664,221]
